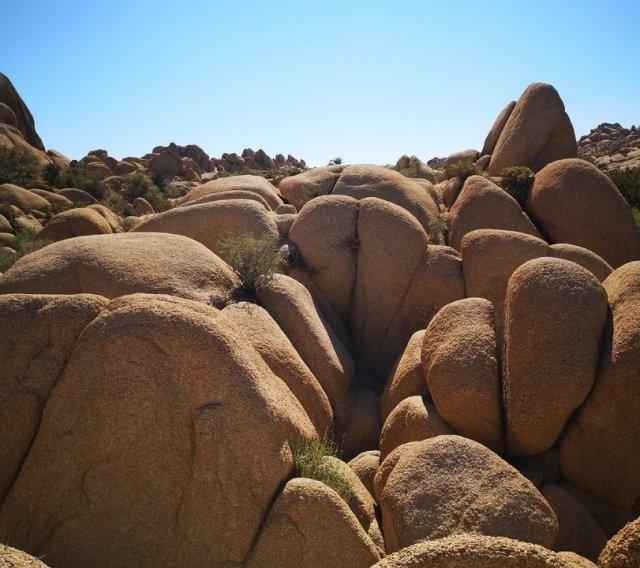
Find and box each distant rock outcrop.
[578,122,640,171]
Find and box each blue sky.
[3,0,639,166]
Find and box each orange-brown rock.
[0,184,50,213]
[598,518,640,568]
[182,175,283,210]
[279,165,344,210]
[0,294,316,568]
[0,543,51,567]
[39,207,113,241]
[526,158,640,268]
[504,258,607,455]
[341,387,380,459]
[422,298,501,445]
[348,451,380,499]
[482,100,516,156]
[559,262,640,509]
[375,436,558,553]
[549,243,612,282]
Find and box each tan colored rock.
[0,213,13,233]
[288,195,358,321]
[87,204,121,232]
[348,451,380,499]
[333,164,442,238]
[559,262,640,509]
[422,298,501,445]
[256,274,354,429]
[12,215,41,233]
[487,83,577,175]
[39,207,113,242]
[221,301,333,436]
[113,160,137,175]
[527,158,640,268]
[0,294,316,568]
[372,534,591,568]
[0,294,107,501]
[445,148,479,165]
[448,175,540,250]
[132,197,154,215]
[0,543,50,567]
[482,100,516,156]
[28,188,72,207]
[180,189,271,210]
[541,484,606,561]
[0,184,50,213]
[549,243,612,282]
[56,188,97,204]
[598,518,640,568]
[439,177,464,209]
[245,478,381,568]
[351,198,464,385]
[0,232,239,306]
[380,329,428,422]
[85,160,112,181]
[279,165,344,210]
[134,199,279,253]
[375,436,558,553]
[505,258,607,455]
[341,387,380,459]
[183,175,283,210]
[379,396,451,459]
[0,72,44,150]
[461,229,549,340]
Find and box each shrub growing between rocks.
[0,228,51,271]
[499,166,535,206]
[0,146,41,187]
[54,161,103,197]
[120,173,169,212]
[608,167,640,208]
[217,234,285,299]
[444,160,478,181]
[293,437,352,499]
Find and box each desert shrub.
[0,228,51,272]
[217,233,284,299]
[42,162,61,187]
[499,166,535,206]
[54,161,102,197]
[632,207,640,229]
[120,173,169,212]
[293,437,351,499]
[608,167,640,209]
[0,145,41,187]
[444,160,477,181]
[328,157,343,166]
[100,191,127,215]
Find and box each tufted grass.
[499,166,535,206]
[293,437,352,499]
[0,228,51,272]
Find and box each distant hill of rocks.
[577,122,640,171]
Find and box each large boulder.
[504,258,607,455]
[255,274,354,429]
[133,199,279,253]
[39,207,113,241]
[0,294,108,501]
[541,484,606,561]
[332,165,442,238]
[0,232,239,306]
[0,73,44,150]
[482,100,516,156]
[279,165,344,210]
[182,175,283,211]
[598,518,640,568]
[421,298,502,446]
[526,158,640,268]
[245,478,381,568]
[448,175,540,250]
[180,189,271,210]
[380,329,428,422]
[372,534,593,568]
[375,436,558,553]
[559,262,640,509]
[0,184,51,213]
[348,451,380,499]
[0,294,316,568]
[487,83,577,175]
[220,301,333,436]
[549,243,612,283]
[0,543,50,567]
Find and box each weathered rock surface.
[39,207,113,241]
[598,517,640,568]
[375,436,558,553]
[182,175,283,210]
[348,451,380,499]
[0,73,44,150]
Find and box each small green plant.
[217,234,285,299]
[0,145,41,187]
[608,167,640,209]
[444,160,477,181]
[293,437,351,499]
[328,157,343,166]
[499,166,535,206]
[100,191,127,215]
[120,173,169,212]
[54,161,102,197]
[42,162,61,187]
[0,228,51,272]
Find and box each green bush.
[444,160,477,181]
[632,207,640,229]
[217,234,285,299]
[54,162,102,197]
[608,167,640,209]
[499,166,535,206]
[0,228,51,272]
[120,173,169,212]
[328,157,343,166]
[99,191,127,215]
[293,437,351,499]
[42,162,61,187]
[0,146,41,187]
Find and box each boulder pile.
[1,79,640,568]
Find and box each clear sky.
[3,0,639,166]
